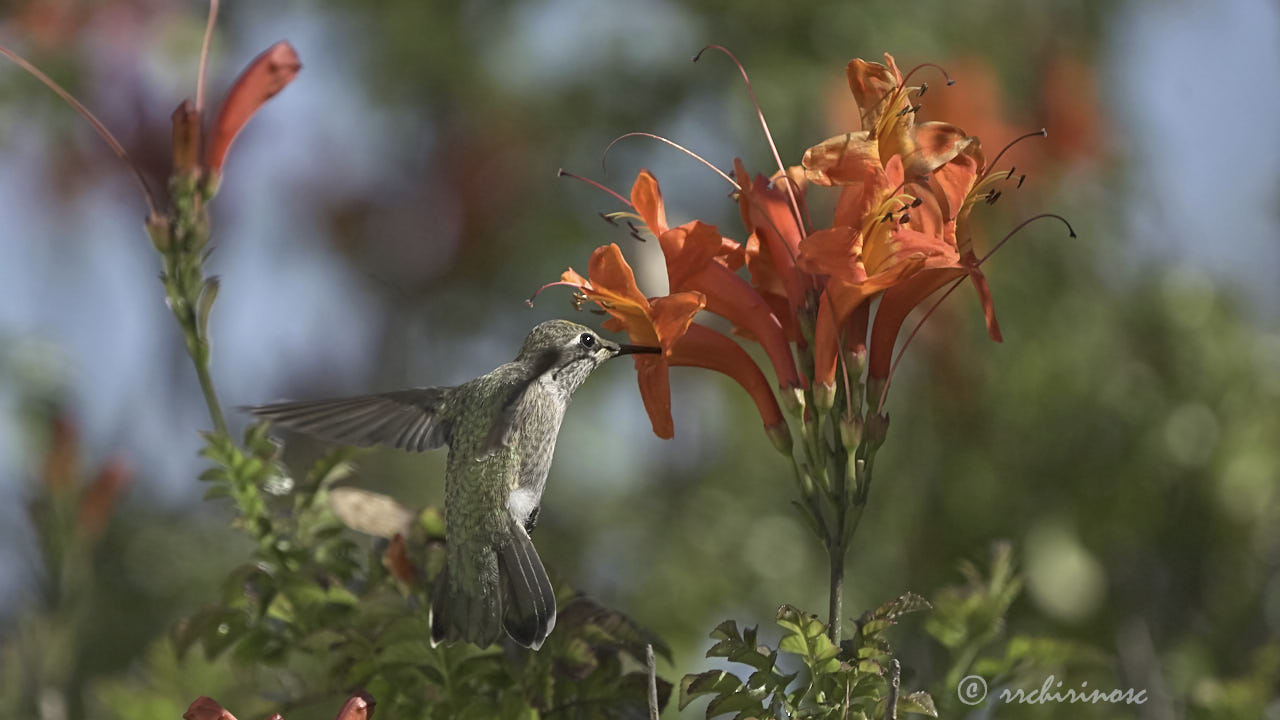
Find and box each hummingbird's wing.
[245,387,452,451]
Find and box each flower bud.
[813,381,836,412]
[170,99,201,176]
[865,412,890,450]
[145,213,171,252]
[779,384,805,416]
[766,422,793,455]
[838,414,863,451]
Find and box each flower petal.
[798,226,859,276]
[966,260,1003,343]
[635,355,674,439]
[902,122,972,177]
[650,292,706,351]
[659,221,723,293]
[932,139,984,221]
[631,169,668,236]
[846,57,903,131]
[734,159,808,315]
[801,131,879,187]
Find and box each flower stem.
[193,346,228,436]
[827,534,846,643]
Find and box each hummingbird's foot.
[524,506,540,534]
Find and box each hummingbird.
[246,319,658,650]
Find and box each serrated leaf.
[897,691,937,717]
[728,646,778,673]
[710,619,742,642]
[679,670,744,711]
[705,688,768,719]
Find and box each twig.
[886,659,901,720]
[646,643,659,720]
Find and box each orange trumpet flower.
[543,244,786,444]
[630,171,801,398]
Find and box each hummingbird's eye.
[578,333,596,349]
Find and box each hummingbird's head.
[518,320,659,393]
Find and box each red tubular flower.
[545,244,785,442]
[668,323,789,449]
[631,171,801,396]
[868,140,1002,384]
[205,41,301,175]
[801,154,957,389]
[733,159,811,320]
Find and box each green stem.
[194,345,228,436]
[827,535,845,643]
[827,446,849,643]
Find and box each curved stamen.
[527,279,588,307]
[0,44,159,217]
[602,132,739,190]
[195,0,220,112]
[899,62,955,89]
[877,276,966,413]
[879,213,1077,411]
[982,128,1047,181]
[978,213,1076,265]
[693,45,807,235]
[557,168,634,208]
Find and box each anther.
[1017,174,1026,189]
[910,197,924,208]
[599,212,616,225]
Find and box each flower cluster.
[542,52,1052,452]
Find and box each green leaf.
[777,605,840,675]
[896,691,938,717]
[679,670,744,711]
[705,687,768,718]
[710,619,742,643]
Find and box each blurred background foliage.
[1,0,1278,718]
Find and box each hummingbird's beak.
[612,343,661,356]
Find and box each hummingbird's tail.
[429,517,557,650]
